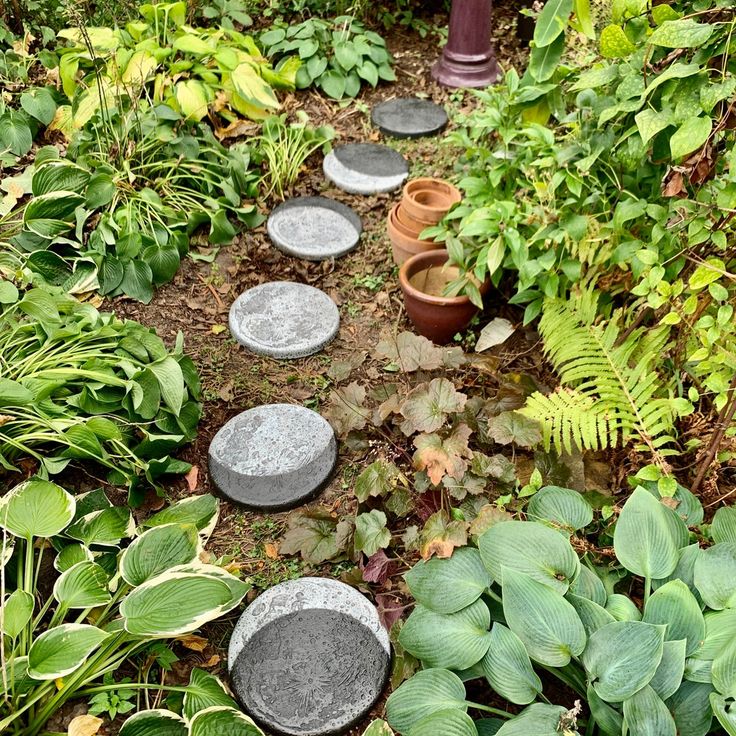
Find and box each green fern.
[521,293,690,458]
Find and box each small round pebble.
[267,196,362,261]
[229,578,390,736]
[372,97,449,139]
[323,143,409,195]
[208,405,337,511]
[229,282,339,359]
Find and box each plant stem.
[464,700,512,718]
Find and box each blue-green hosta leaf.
[712,692,736,736]
[475,719,503,735]
[666,681,713,736]
[407,709,477,736]
[587,684,623,736]
[526,486,593,531]
[712,507,736,545]
[1,590,34,639]
[481,623,542,705]
[623,685,676,736]
[189,706,265,735]
[28,623,109,679]
[694,543,736,610]
[0,478,75,539]
[613,487,683,579]
[399,599,492,670]
[65,507,135,547]
[650,639,686,700]
[605,593,642,621]
[120,523,200,587]
[405,547,492,614]
[568,565,607,606]
[502,570,586,667]
[120,709,188,736]
[565,593,615,637]
[643,580,705,656]
[480,520,579,593]
[496,704,569,735]
[582,621,665,702]
[53,561,111,608]
[695,609,736,661]
[183,669,238,721]
[712,639,736,697]
[653,543,701,601]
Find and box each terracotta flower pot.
[387,204,445,266]
[401,178,462,225]
[399,249,489,344]
[394,202,427,237]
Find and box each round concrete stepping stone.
[267,196,362,261]
[209,404,337,511]
[229,281,339,359]
[323,143,409,195]
[229,577,390,736]
[372,97,449,139]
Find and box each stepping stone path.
[229,577,391,736]
[267,196,362,261]
[372,97,449,139]
[323,143,409,195]
[208,404,337,511]
[229,281,339,359]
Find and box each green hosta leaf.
[666,681,713,736]
[712,507,736,544]
[694,543,736,610]
[0,377,33,406]
[600,24,636,58]
[143,243,180,286]
[405,547,491,614]
[568,565,606,606]
[66,507,134,547]
[407,709,477,736]
[172,33,215,56]
[481,623,542,705]
[53,561,111,609]
[495,704,568,735]
[582,621,665,702]
[174,79,210,121]
[713,639,736,697]
[712,692,736,735]
[20,87,57,125]
[120,709,188,736]
[54,543,93,572]
[149,356,185,415]
[670,116,711,159]
[502,570,586,667]
[28,623,109,679]
[355,509,391,557]
[565,593,615,637]
[1,590,34,639]
[120,524,199,586]
[643,580,705,656]
[357,60,379,87]
[143,495,219,539]
[120,259,154,303]
[386,669,467,734]
[320,70,347,99]
[399,599,492,670]
[526,486,593,531]
[587,684,624,736]
[605,593,642,622]
[528,34,565,83]
[334,41,359,70]
[183,669,238,720]
[189,706,265,735]
[0,478,75,539]
[0,109,33,156]
[649,19,714,48]
[650,639,686,700]
[533,0,573,47]
[479,520,579,593]
[613,487,683,579]
[623,685,676,735]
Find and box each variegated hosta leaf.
[53,560,111,609]
[119,709,187,736]
[182,669,238,721]
[0,477,75,539]
[27,623,109,680]
[142,495,220,543]
[189,706,265,735]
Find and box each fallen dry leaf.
[68,715,103,736]
[264,542,279,559]
[185,465,199,492]
[177,634,208,652]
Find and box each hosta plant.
[0,481,248,736]
[386,483,736,735]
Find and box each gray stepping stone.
[208,404,337,511]
[229,577,390,736]
[372,97,449,139]
[323,143,409,195]
[229,281,339,359]
[267,196,362,261]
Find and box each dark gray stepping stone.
[372,97,449,139]
[323,143,409,195]
[228,577,390,736]
[209,404,337,511]
[229,281,339,359]
[267,197,362,261]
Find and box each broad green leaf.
[496,704,568,735]
[120,709,188,736]
[189,706,264,735]
[526,486,593,531]
[613,487,682,579]
[571,63,619,91]
[53,561,111,609]
[405,547,491,614]
[565,592,615,636]
[399,599,492,670]
[528,35,565,83]
[143,243,180,286]
[183,669,238,720]
[649,19,714,48]
[230,63,279,109]
[502,570,586,667]
[28,623,109,679]
[694,542,736,610]
[0,109,32,156]
[568,565,607,606]
[476,720,504,735]
[66,507,134,547]
[401,378,467,434]
[666,681,713,736]
[54,543,93,572]
[712,507,736,544]
[334,41,359,70]
[643,580,705,656]
[175,80,210,121]
[32,161,90,196]
[600,24,636,58]
[320,70,347,99]
[1,590,34,639]
[121,524,199,587]
[0,378,33,406]
[713,638,736,697]
[0,478,75,539]
[355,510,391,557]
[386,669,467,733]
[650,639,686,700]
[143,495,219,539]
[605,593,642,621]
[635,109,673,145]
[623,685,676,736]
[149,356,185,415]
[407,709,478,736]
[533,0,573,47]
[479,520,579,593]
[172,33,214,56]
[481,623,542,705]
[712,692,736,735]
[670,116,711,159]
[582,621,664,702]
[587,684,624,736]
[120,259,154,303]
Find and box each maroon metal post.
[432,0,500,88]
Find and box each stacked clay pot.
[387,178,462,265]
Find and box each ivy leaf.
[355,460,402,502]
[413,425,473,486]
[322,381,370,437]
[486,411,542,448]
[400,378,467,434]
[419,510,468,560]
[279,511,345,563]
[355,510,391,557]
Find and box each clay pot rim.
[399,249,489,307]
[402,177,462,216]
[388,203,431,244]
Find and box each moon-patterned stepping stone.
[208,404,337,511]
[372,97,449,139]
[229,577,391,736]
[323,143,409,195]
[267,196,362,261]
[229,282,339,359]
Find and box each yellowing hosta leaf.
[68,714,103,736]
[121,50,158,86]
[228,63,279,110]
[28,623,109,680]
[175,80,211,121]
[0,477,75,539]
